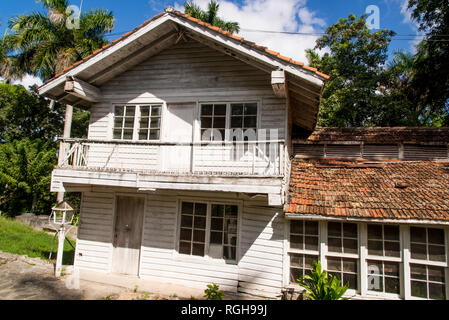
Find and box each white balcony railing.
[58,138,286,177]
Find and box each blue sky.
[0,0,420,87]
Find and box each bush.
[204,283,225,300]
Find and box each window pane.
[179,241,191,255]
[429,283,445,300]
[244,116,257,128]
[181,202,194,214]
[304,236,319,251]
[231,116,243,128]
[385,277,400,294]
[211,218,223,231]
[305,221,318,235]
[384,262,399,277]
[411,227,426,243]
[428,229,445,245]
[384,241,400,257]
[201,105,213,116]
[211,205,224,217]
[123,129,133,140]
[151,106,161,116]
[345,273,358,290]
[223,246,236,260]
[181,215,193,228]
[214,104,227,116]
[343,239,358,254]
[225,205,238,217]
[149,130,160,140]
[139,131,148,141]
[113,129,122,140]
[201,117,212,128]
[290,268,303,284]
[328,237,342,253]
[327,257,341,271]
[291,221,303,234]
[140,106,150,117]
[193,230,205,242]
[125,106,135,116]
[328,222,341,237]
[231,104,243,115]
[411,281,428,298]
[290,254,303,268]
[244,104,258,115]
[150,118,160,128]
[384,225,399,241]
[192,243,205,256]
[115,106,124,115]
[411,243,427,260]
[429,245,446,262]
[368,225,382,240]
[428,266,445,283]
[368,240,383,256]
[195,203,207,216]
[290,235,303,250]
[343,223,357,238]
[180,228,192,241]
[411,264,427,281]
[210,231,223,244]
[343,259,357,273]
[194,217,206,229]
[214,117,226,128]
[114,117,124,128]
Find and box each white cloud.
[12,74,43,90]
[397,0,424,51]
[173,0,327,63]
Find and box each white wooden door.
[112,196,145,275]
[163,103,195,172]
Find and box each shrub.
[204,283,225,300]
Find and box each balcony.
[52,138,287,205]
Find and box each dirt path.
[0,252,170,300]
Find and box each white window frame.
[111,103,164,142]
[175,198,242,265]
[286,220,449,300]
[198,101,261,142]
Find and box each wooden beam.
[271,70,287,98]
[64,77,102,103]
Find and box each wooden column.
[57,105,73,202]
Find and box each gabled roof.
[39,7,328,91]
[286,158,449,223]
[38,7,328,131]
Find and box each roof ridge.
[40,9,329,88]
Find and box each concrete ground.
[0,252,197,300]
[0,251,249,300]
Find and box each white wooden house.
[38,7,328,298]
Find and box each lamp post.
[50,201,75,277]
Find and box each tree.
[306,14,395,127]
[296,261,349,300]
[406,0,449,125]
[184,0,240,34]
[0,0,114,81]
[0,139,57,216]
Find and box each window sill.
[173,253,238,267]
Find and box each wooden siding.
[88,38,286,141]
[74,188,285,298]
[75,192,115,272]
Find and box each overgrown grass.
[0,216,75,265]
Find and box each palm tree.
[184,0,240,34]
[0,0,114,82]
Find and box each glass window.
[178,202,239,261]
[179,202,207,257]
[411,264,446,300]
[290,254,318,284]
[327,257,358,290]
[368,224,400,258]
[367,260,400,294]
[230,103,258,131]
[290,220,319,251]
[138,105,161,141]
[113,106,136,140]
[328,222,358,254]
[200,104,227,141]
[410,227,446,262]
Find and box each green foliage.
[204,283,225,300]
[296,261,349,300]
[0,216,75,264]
[184,0,240,34]
[0,0,115,81]
[0,139,57,216]
[307,14,395,127]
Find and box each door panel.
[112,196,145,275]
[163,103,195,171]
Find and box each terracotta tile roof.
[285,159,449,222]
[41,8,328,88]
[296,127,449,144]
